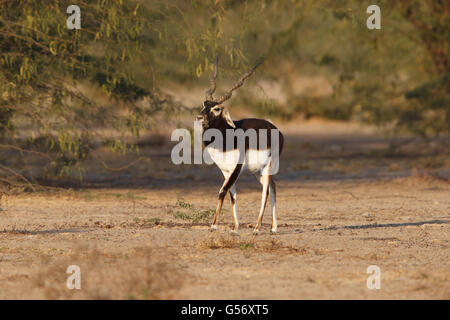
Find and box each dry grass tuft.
[197,234,255,250]
[198,234,310,255]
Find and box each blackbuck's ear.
[223,109,236,128]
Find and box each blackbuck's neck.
[202,118,236,148]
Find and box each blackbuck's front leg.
[253,174,270,235]
[211,164,243,231]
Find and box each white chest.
[205,146,271,175]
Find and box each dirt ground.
[0,119,449,299]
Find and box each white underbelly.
[205,146,271,175]
[246,149,271,173]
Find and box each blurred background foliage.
[0,0,448,186]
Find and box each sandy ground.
[0,119,449,299]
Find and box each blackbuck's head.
[197,56,262,130]
[198,100,235,129]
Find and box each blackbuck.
[196,58,284,235]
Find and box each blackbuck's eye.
[213,107,221,112]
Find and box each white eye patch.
[212,106,222,114]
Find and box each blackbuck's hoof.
[210,225,218,232]
[230,230,240,236]
[252,229,260,235]
[270,229,278,234]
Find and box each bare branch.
[0,164,36,191]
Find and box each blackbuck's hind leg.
[269,178,277,234]
[253,174,270,235]
[211,164,243,231]
[229,184,239,234]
